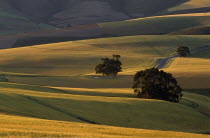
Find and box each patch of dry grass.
[164,57,210,89]
[1,114,209,138]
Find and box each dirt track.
[155,46,210,69]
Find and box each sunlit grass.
[1,114,208,138]
[0,35,209,76]
[164,57,210,89]
[0,82,209,134]
[168,0,210,11]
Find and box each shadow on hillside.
[184,89,210,98]
[53,87,135,98]
[7,75,134,88]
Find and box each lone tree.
[132,68,183,103]
[95,55,122,76]
[177,46,190,57]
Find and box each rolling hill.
[168,0,210,12]
[1,113,208,137]
[0,35,208,91]
[1,0,210,36]
[99,12,210,36]
[0,1,210,137]
[0,35,209,76]
[169,25,210,35]
[0,28,209,137]
[1,12,210,49]
[0,81,209,136]
[0,0,55,35]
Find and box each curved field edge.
[1,114,208,138]
[0,82,209,134]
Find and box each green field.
[0,34,209,136]
[0,82,209,136]
[0,0,210,136]
[0,35,210,76]
[1,114,208,138]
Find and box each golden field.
[168,0,210,11]
[0,35,209,137]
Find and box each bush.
[132,68,183,103]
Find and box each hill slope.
[2,0,209,35]
[0,82,209,135]
[2,12,210,49]
[0,0,55,35]
[0,35,209,90]
[169,25,210,35]
[1,114,208,137]
[0,35,210,76]
[100,12,210,36]
[168,0,210,12]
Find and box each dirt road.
[155,45,210,69]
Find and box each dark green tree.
[132,68,183,103]
[95,55,122,76]
[177,46,190,57]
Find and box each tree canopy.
[177,46,190,57]
[95,55,122,76]
[132,68,183,103]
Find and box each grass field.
[0,35,209,137]
[1,114,209,138]
[0,35,209,76]
[99,13,210,36]
[0,82,209,136]
[0,35,209,90]
[164,57,210,89]
[0,1,210,137]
